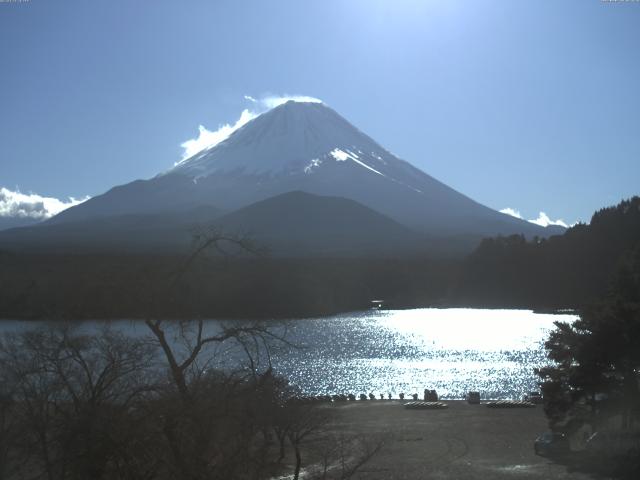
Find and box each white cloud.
[499,207,522,219]
[178,108,257,162]
[177,94,323,162]
[0,187,89,220]
[501,206,570,228]
[259,95,322,109]
[528,212,569,228]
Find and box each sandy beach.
[321,400,597,480]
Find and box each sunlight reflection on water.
[270,308,577,400]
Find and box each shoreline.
[0,305,580,323]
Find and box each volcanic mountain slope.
[49,101,560,240]
[0,216,40,231]
[0,206,222,253]
[0,193,427,256]
[214,191,427,256]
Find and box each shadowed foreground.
[319,401,595,480]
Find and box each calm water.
[0,308,577,400]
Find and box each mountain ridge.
[0,192,433,256]
[5,100,566,256]
[50,101,560,241]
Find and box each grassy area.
[311,401,595,480]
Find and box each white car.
[523,391,543,404]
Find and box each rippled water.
[0,308,577,400]
[267,308,576,400]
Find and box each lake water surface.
[0,308,577,400]
[272,308,578,399]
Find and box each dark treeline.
[0,253,456,320]
[0,197,638,320]
[455,197,640,309]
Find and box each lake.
[0,308,577,400]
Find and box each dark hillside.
[453,197,640,308]
[0,252,455,320]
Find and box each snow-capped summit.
[172,101,395,179]
[48,100,560,242]
[169,100,442,203]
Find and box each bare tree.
[286,404,329,480]
[0,375,22,480]
[141,228,299,480]
[144,227,271,396]
[0,325,156,480]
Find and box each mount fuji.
[2,101,562,255]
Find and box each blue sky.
[0,0,638,225]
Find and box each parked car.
[534,432,570,457]
[523,391,543,404]
[466,391,480,404]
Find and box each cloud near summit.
[177,95,323,163]
[0,187,89,220]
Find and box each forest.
[455,196,640,308]
[0,197,638,320]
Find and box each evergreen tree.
[538,245,640,431]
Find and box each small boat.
[370,299,384,310]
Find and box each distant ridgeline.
[453,197,640,309]
[0,197,637,319]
